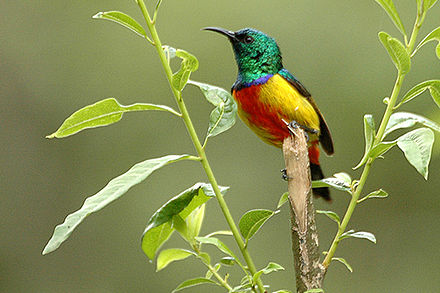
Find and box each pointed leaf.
[253,262,285,283]
[398,80,440,107]
[378,31,411,74]
[374,0,406,36]
[219,256,236,266]
[340,230,377,243]
[92,11,147,39]
[186,204,206,240]
[415,26,440,59]
[199,252,210,265]
[312,177,350,192]
[156,248,195,271]
[423,0,438,10]
[385,112,440,137]
[277,192,289,208]
[142,183,229,259]
[189,80,238,139]
[204,230,233,238]
[304,289,324,293]
[239,209,276,241]
[317,210,341,225]
[171,215,188,240]
[172,277,220,292]
[332,257,353,273]
[205,263,221,279]
[358,189,389,203]
[142,222,173,261]
[355,114,376,169]
[333,172,352,185]
[46,98,179,138]
[195,236,236,258]
[397,128,434,179]
[172,50,199,91]
[42,154,191,255]
[369,141,397,160]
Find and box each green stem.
[322,4,428,268]
[194,247,233,291]
[206,263,232,291]
[136,1,264,292]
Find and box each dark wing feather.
[279,69,334,155]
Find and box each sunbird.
[204,27,334,200]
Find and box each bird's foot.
[281,168,290,181]
[286,120,318,142]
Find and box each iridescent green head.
[204,27,283,83]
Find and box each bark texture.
[283,130,325,292]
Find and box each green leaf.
[42,154,191,255]
[199,252,211,265]
[333,172,352,185]
[142,183,229,259]
[172,50,199,91]
[358,189,389,203]
[219,256,236,266]
[312,177,350,192]
[304,289,324,293]
[385,112,440,137]
[171,215,189,240]
[92,11,147,39]
[156,248,195,271]
[332,257,353,273]
[397,128,434,179]
[189,80,238,139]
[354,114,376,169]
[273,290,293,293]
[415,26,440,59]
[374,0,406,37]
[253,262,285,284]
[46,98,179,138]
[277,192,289,208]
[186,204,206,240]
[239,209,276,242]
[369,141,397,160]
[340,230,377,243]
[398,80,440,107]
[204,230,233,238]
[316,210,340,225]
[142,223,173,262]
[195,236,236,258]
[205,263,221,279]
[423,0,439,12]
[378,31,411,74]
[172,277,220,292]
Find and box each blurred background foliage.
[1,1,440,292]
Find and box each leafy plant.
[42,0,439,292]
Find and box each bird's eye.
[243,35,254,44]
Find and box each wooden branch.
[283,129,325,292]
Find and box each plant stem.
[136,1,264,292]
[322,4,428,268]
[205,262,233,291]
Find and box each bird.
[204,27,334,200]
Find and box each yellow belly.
[234,74,320,147]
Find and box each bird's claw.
[286,120,318,142]
[281,168,290,181]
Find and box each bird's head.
[204,27,283,81]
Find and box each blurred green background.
[2,1,440,292]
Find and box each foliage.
[43,0,439,292]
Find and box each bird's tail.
[310,163,331,201]
[308,142,331,201]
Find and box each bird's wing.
[279,69,334,155]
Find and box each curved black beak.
[203,27,237,41]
